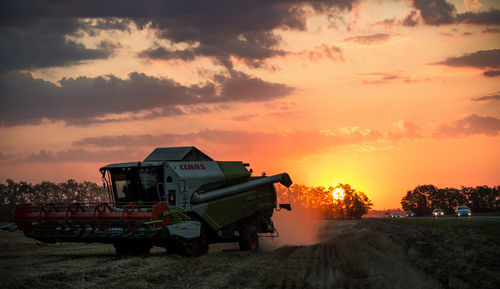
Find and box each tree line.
[0,179,374,221]
[276,183,373,219]
[0,179,107,221]
[401,185,500,216]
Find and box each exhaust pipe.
[191,173,292,204]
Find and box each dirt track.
[1,219,499,289]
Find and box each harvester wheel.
[93,203,113,231]
[113,241,151,255]
[39,203,58,231]
[121,202,141,231]
[65,203,85,231]
[151,202,172,229]
[239,224,259,252]
[184,225,209,257]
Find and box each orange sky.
[1,0,499,209]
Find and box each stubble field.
[1,218,499,289]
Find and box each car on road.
[455,206,471,217]
[392,213,402,218]
[406,210,415,217]
[432,209,444,217]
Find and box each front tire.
[184,225,209,257]
[239,224,258,252]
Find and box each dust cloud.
[261,204,324,250]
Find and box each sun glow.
[332,187,345,200]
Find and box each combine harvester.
[13,147,292,256]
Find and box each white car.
[406,210,415,217]
[455,206,471,217]
[432,209,444,217]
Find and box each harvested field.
[1,219,499,289]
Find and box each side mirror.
[279,204,292,211]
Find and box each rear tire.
[239,224,258,252]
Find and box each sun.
[332,187,345,200]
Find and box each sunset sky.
[1,0,499,209]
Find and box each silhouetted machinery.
[14,147,292,256]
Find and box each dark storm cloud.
[344,33,391,45]
[411,0,500,26]
[0,71,294,126]
[0,19,117,71]
[433,114,500,138]
[438,49,500,69]
[1,0,359,70]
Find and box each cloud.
[387,122,424,140]
[66,128,385,162]
[13,114,500,163]
[456,9,500,25]
[73,129,385,150]
[232,114,258,122]
[412,0,456,25]
[471,91,500,102]
[344,33,391,45]
[482,27,500,34]
[411,0,500,26]
[23,148,138,163]
[0,19,116,71]
[373,11,419,28]
[438,49,500,70]
[374,18,397,28]
[360,72,415,84]
[483,70,500,77]
[295,43,344,62]
[86,18,132,34]
[2,0,360,70]
[433,114,500,138]
[0,70,294,126]
[402,10,420,27]
[363,75,399,84]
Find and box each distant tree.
[402,184,500,215]
[276,183,373,219]
[401,185,435,216]
[337,184,373,219]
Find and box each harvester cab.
[14,147,292,256]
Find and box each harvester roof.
[143,146,213,162]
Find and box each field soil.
[1,219,499,289]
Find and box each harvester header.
[14,146,292,256]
